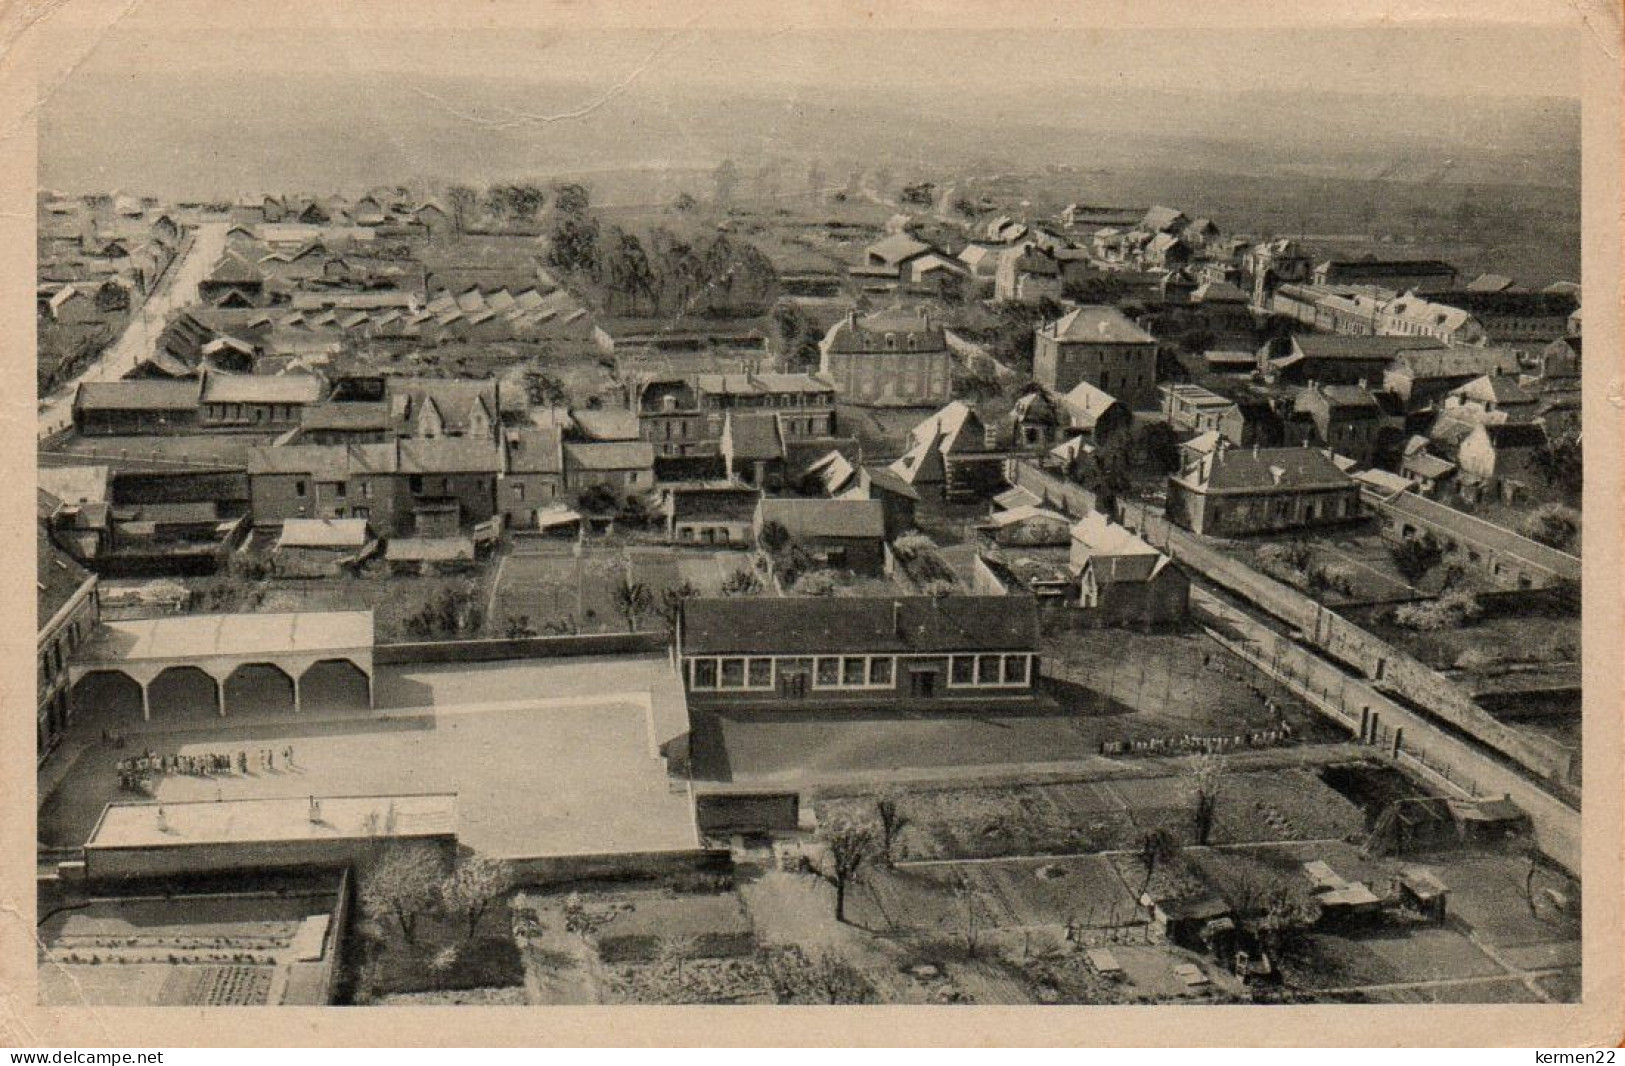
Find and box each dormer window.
[885,332,897,350]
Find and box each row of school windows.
[685,652,1033,692]
[204,403,303,422]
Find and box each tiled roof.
[756,497,885,540]
[201,372,322,405]
[1043,306,1156,345]
[38,523,93,629]
[397,438,502,474]
[680,595,1038,656]
[1182,446,1354,494]
[564,440,654,471]
[725,412,784,461]
[74,380,201,411]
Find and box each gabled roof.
[1389,347,1518,381]
[680,595,1039,656]
[1140,206,1188,233]
[564,440,654,471]
[1474,421,1548,450]
[1042,306,1156,345]
[1289,334,1443,361]
[669,485,761,522]
[1179,446,1355,494]
[756,496,886,540]
[201,372,322,405]
[503,427,563,475]
[397,437,502,474]
[39,523,94,628]
[74,379,201,412]
[865,232,932,267]
[571,407,640,442]
[1061,381,1126,428]
[724,411,784,461]
[1453,373,1535,406]
[277,518,370,549]
[246,442,397,478]
[861,464,920,501]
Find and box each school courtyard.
[39,654,698,862]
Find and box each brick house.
[818,307,953,407]
[1033,306,1159,409]
[1166,443,1362,537]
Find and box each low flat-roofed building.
[677,595,1040,708]
[83,792,455,882]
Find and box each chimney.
[847,310,858,329]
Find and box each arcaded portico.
[69,611,375,723]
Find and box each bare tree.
[1135,828,1181,918]
[439,852,514,941]
[1189,753,1227,846]
[874,789,910,865]
[818,818,879,924]
[950,872,990,959]
[657,934,699,982]
[614,577,654,632]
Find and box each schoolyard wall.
[375,631,668,665]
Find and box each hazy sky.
[32,0,1583,102]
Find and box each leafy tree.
[360,844,447,945]
[504,615,539,639]
[546,213,601,276]
[551,182,591,217]
[95,280,131,313]
[614,577,654,632]
[792,570,839,596]
[495,183,547,221]
[1520,503,1580,553]
[400,583,485,641]
[439,852,514,941]
[1390,533,1444,585]
[522,370,568,408]
[672,191,698,214]
[1131,421,1181,475]
[817,818,879,924]
[1532,438,1583,503]
[758,519,791,554]
[720,567,762,596]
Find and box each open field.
[1038,626,1345,743]
[817,764,1368,862]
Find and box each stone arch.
[224,662,296,716]
[71,670,144,725]
[147,666,221,722]
[299,658,370,713]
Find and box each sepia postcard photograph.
[2,0,1620,1048]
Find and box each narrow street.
[38,219,229,439]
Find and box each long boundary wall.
[1009,459,1576,788]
